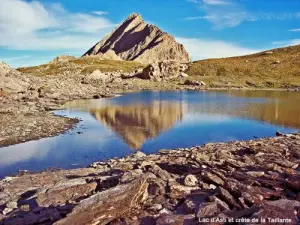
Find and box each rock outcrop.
[137,61,189,81]
[0,61,31,93]
[83,13,191,64]
[49,55,76,64]
[0,61,12,77]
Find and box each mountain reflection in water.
[90,102,185,149]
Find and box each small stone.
[148,180,165,196]
[184,80,200,86]
[178,72,189,78]
[2,176,16,182]
[211,196,230,211]
[150,164,172,181]
[159,208,172,215]
[246,171,265,177]
[202,172,224,186]
[200,81,206,86]
[209,184,217,190]
[20,204,30,211]
[218,187,242,210]
[6,201,17,209]
[184,175,198,187]
[182,199,197,214]
[121,169,143,183]
[149,204,163,212]
[156,214,195,225]
[132,151,147,159]
[196,202,220,218]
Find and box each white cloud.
[184,15,214,21]
[202,0,231,5]
[186,0,300,28]
[186,0,253,28]
[272,39,300,46]
[0,0,114,51]
[187,0,231,5]
[176,37,260,60]
[92,11,108,16]
[289,28,300,32]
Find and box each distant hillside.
[186,45,300,88]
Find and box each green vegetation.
[73,58,144,74]
[186,45,300,88]
[18,58,145,76]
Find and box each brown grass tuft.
[186,45,300,88]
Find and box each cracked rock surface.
[0,133,299,224]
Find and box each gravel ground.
[0,112,78,148]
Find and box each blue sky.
[0,0,299,68]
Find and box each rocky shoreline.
[0,112,78,148]
[0,133,299,224]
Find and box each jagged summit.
[83,13,190,64]
[126,12,142,21]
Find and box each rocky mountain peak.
[83,13,190,64]
[126,12,142,21]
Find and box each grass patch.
[74,58,144,74]
[18,58,145,76]
[186,45,300,88]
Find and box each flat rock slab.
[54,176,149,225]
[0,168,103,207]
[36,182,97,207]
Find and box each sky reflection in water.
[0,90,299,178]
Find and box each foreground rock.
[83,13,191,64]
[0,133,299,224]
[55,176,149,225]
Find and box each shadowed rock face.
[1,134,300,224]
[90,101,185,150]
[83,13,191,64]
[54,176,149,225]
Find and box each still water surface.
[1,90,300,178]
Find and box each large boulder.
[0,61,30,93]
[138,61,189,81]
[82,70,110,84]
